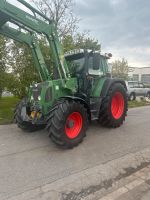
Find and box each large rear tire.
[14,98,44,132]
[99,83,128,128]
[46,100,88,149]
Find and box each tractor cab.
[65,49,112,77]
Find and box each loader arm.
[0,25,50,81]
[0,0,70,83]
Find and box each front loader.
[0,0,128,148]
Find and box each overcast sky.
[74,0,150,67]
[7,0,150,67]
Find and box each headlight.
[38,96,41,101]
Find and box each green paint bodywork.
[28,78,77,115]
[0,0,111,121]
[91,77,107,97]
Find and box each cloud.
[4,0,150,67]
[75,0,150,67]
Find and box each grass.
[0,96,150,125]
[128,99,150,108]
[0,96,20,125]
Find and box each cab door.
[133,82,139,96]
[138,83,146,96]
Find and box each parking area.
[0,106,150,200]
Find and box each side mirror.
[93,53,100,70]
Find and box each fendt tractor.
[0,0,128,148]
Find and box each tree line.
[0,0,129,99]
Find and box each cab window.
[133,82,139,88]
[128,82,134,88]
[139,83,144,88]
[88,55,105,76]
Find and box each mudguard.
[100,78,127,98]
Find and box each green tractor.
[0,0,128,148]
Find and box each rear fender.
[101,78,127,98]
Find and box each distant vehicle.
[2,91,13,97]
[126,81,150,101]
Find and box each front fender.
[60,96,91,118]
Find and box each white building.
[128,67,150,84]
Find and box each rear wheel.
[99,83,128,127]
[46,100,88,149]
[14,98,44,132]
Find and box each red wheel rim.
[65,112,83,139]
[111,92,125,119]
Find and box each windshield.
[65,53,85,76]
[71,57,85,72]
[65,53,108,76]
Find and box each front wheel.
[99,83,128,128]
[146,92,150,99]
[46,100,88,149]
[14,98,45,132]
[129,93,136,101]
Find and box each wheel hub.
[65,112,83,139]
[66,120,75,128]
[111,92,125,119]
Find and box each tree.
[31,0,79,38]
[112,58,129,80]
[31,0,101,50]
[0,36,8,98]
[4,0,79,98]
[8,42,40,98]
[62,33,101,52]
